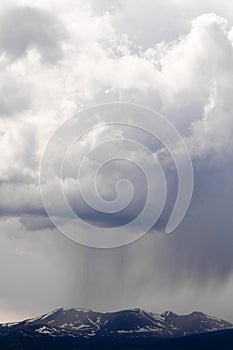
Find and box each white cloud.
[0,4,232,236]
[0,0,233,321]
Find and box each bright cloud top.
[0,0,233,322]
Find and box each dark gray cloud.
[0,6,67,63]
[63,155,233,321]
[0,0,233,325]
[19,214,54,231]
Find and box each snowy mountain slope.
[0,307,231,340]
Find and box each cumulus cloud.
[0,0,233,323]
[92,0,233,47]
[0,123,37,183]
[0,75,31,117]
[0,6,67,63]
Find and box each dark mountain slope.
[0,307,232,350]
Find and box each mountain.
[0,308,232,349]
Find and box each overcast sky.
[0,0,233,323]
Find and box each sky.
[0,0,233,323]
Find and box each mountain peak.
[161,310,177,317]
[54,307,92,314]
[1,307,232,343]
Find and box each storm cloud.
[0,0,233,324]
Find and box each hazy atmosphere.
[0,0,233,324]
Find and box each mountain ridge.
[0,307,232,349]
